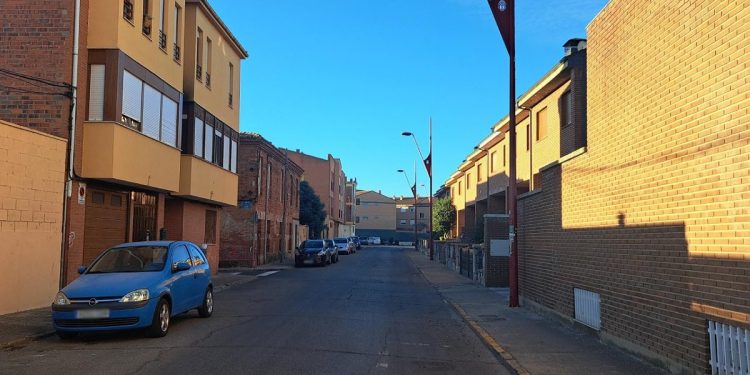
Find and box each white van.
[368,237,381,245]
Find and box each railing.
[159,31,167,50]
[173,43,181,61]
[229,93,233,106]
[123,0,134,21]
[433,241,484,284]
[196,65,202,81]
[142,15,152,36]
[205,72,211,88]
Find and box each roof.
[187,0,249,58]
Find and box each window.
[88,65,105,121]
[121,70,177,147]
[466,173,472,189]
[158,0,167,49]
[92,191,105,204]
[111,195,122,207]
[355,217,360,223]
[451,187,455,197]
[122,70,142,129]
[400,207,407,213]
[196,28,203,80]
[231,139,238,173]
[187,245,206,266]
[142,0,152,35]
[142,83,161,139]
[356,198,360,205]
[400,219,407,225]
[228,63,234,106]
[204,210,217,244]
[419,213,425,219]
[161,97,177,147]
[223,134,230,169]
[536,107,548,141]
[173,3,181,61]
[490,152,496,172]
[172,246,191,268]
[477,164,483,182]
[194,118,204,157]
[410,220,415,225]
[458,181,462,195]
[206,38,212,87]
[213,129,223,167]
[561,91,573,127]
[503,144,507,166]
[526,124,530,151]
[123,0,134,22]
[204,123,214,162]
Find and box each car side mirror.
[77,266,86,274]
[173,262,191,272]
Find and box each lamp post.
[402,120,433,260]
[397,168,418,251]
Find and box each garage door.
[83,189,128,266]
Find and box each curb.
[405,251,531,375]
[1,275,258,350]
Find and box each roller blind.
[122,70,142,121]
[204,124,214,162]
[88,65,105,121]
[194,118,204,158]
[142,83,161,140]
[161,97,177,147]
[230,139,237,173]
[223,134,230,169]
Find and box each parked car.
[359,236,369,245]
[295,240,331,267]
[324,239,340,263]
[369,236,382,245]
[334,237,353,254]
[51,241,213,339]
[349,236,361,250]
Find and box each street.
[0,247,509,375]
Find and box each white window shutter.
[122,70,142,121]
[141,84,162,140]
[160,97,178,147]
[194,118,204,158]
[223,135,230,169]
[88,65,105,121]
[231,139,237,172]
[204,124,214,162]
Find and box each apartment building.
[284,149,348,239]
[221,133,303,267]
[516,0,750,373]
[342,179,357,237]
[394,196,430,243]
[354,190,396,241]
[0,0,247,285]
[445,39,587,241]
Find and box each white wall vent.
[574,288,601,330]
[708,320,750,375]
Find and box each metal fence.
[433,241,484,285]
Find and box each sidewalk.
[0,268,263,350]
[406,251,666,375]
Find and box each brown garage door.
[83,189,128,266]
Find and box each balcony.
[159,31,167,50]
[196,65,202,81]
[174,155,238,206]
[81,122,180,192]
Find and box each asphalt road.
[0,246,509,375]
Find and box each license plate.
[76,309,110,319]
[304,259,314,264]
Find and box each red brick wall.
[517,0,750,372]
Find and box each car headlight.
[53,291,70,305]
[119,289,149,303]
[318,250,326,256]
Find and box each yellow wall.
[176,155,238,206]
[0,120,65,314]
[183,4,243,129]
[88,0,186,90]
[355,192,396,230]
[81,122,181,192]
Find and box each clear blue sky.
[211,0,609,198]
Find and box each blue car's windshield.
[304,240,324,249]
[87,246,168,273]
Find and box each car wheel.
[148,298,171,338]
[56,331,77,340]
[198,287,213,318]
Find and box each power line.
[0,83,70,97]
[0,68,72,89]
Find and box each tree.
[432,197,456,240]
[299,181,326,239]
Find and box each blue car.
[51,241,213,339]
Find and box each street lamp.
[397,168,418,251]
[402,119,434,261]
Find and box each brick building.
[342,178,357,237]
[516,0,750,373]
[0,0,247,285]
[221,133,303,267]
[284,149,348,239]
[445,39,587,242]
[394,196,431,244]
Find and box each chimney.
[563,38,587,56]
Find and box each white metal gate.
[708,320,750,375]
[574,288,601,330]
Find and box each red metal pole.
[508,5,519,308]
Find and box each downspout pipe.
[60,0,81,288]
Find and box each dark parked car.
[349,236,361,250]
[324,239,340,263]
[51,241,213,339]
[334,237,354,254]
[295,240,331,267]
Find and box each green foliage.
[432,197,456,240]
[299,181,326,239]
